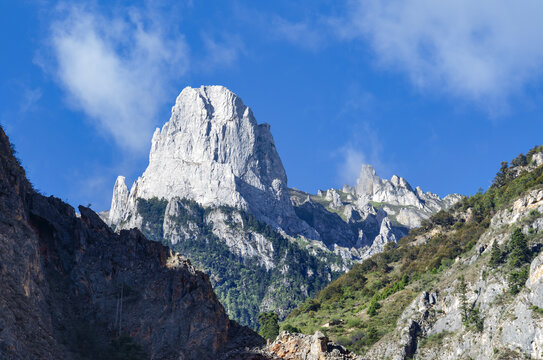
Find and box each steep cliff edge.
[0,126,264,360]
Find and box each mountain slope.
[0,126,264,360]
[105,85,461,328]
[281,147,543,359]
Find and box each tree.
[367,294,380,317]
[511,153,528,167]
[457,276,469,323]
[492,161,509,188]
[488,243,504,267]
[258,312,279,341]
[509,228,530,267]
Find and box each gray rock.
[110,85,316,239]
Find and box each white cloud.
[335,122,387,187]
[201,33,245,69]
[337,147,366,186]
[49,5,189,153]
[271,17,324,51]
[19,87,43,114]
[333,0,543,103]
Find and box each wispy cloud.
[232,5,327,51]
[337,146,366,186]
[271,16,324,51]
[333,0,543,104]
[48,4,189,153]
[201,33,246,70]
[335,122,387,186]
[19,87,43,114]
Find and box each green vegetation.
[281,323,301,333]
[282,147,543,354]
[508,267,529,295]
[530,305,543,316]
[509,228,531,267]
[258,312,279,340]
[507,228,532,295]
[489,243,505,267]
[137,198,168,238]
[488,228,534,294]
[136,197,344,328]
[418,331,453,349]
[457,276,484,332]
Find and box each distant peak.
[359,164,377,176]
[114,175,126,186]
[356,164,381,196]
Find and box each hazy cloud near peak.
[334,0,543,104]
[337,147,366,187]
[201,33,246,70]
[335,122,388,187]
[49,5,189,153]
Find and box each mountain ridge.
[105,85,462,328]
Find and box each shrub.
[346,317,361,328]
[530,305,543,316]
[508,267,529,295]
[511,154,528,167]
[281,324,301,333]
[431,210,456,227]
[367,294,380,317]
[258,312,279,340]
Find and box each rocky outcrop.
[268,331,361,360]
[353,164,462,227]
[109,175,129,227]
[0,126,264,360]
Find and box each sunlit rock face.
[110,85,316,238]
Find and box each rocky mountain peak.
[108,175,129,225]
[109,85,315,237]
[355,164,380,196]
[353,164,454,210]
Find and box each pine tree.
[509,228,530,267]
[457,276,469,323]
[489,243,503,267]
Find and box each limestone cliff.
[366,187,543,360]
[110,85,316,238]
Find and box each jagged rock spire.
[109,85,316,237]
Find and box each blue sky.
[2,0,543,211]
